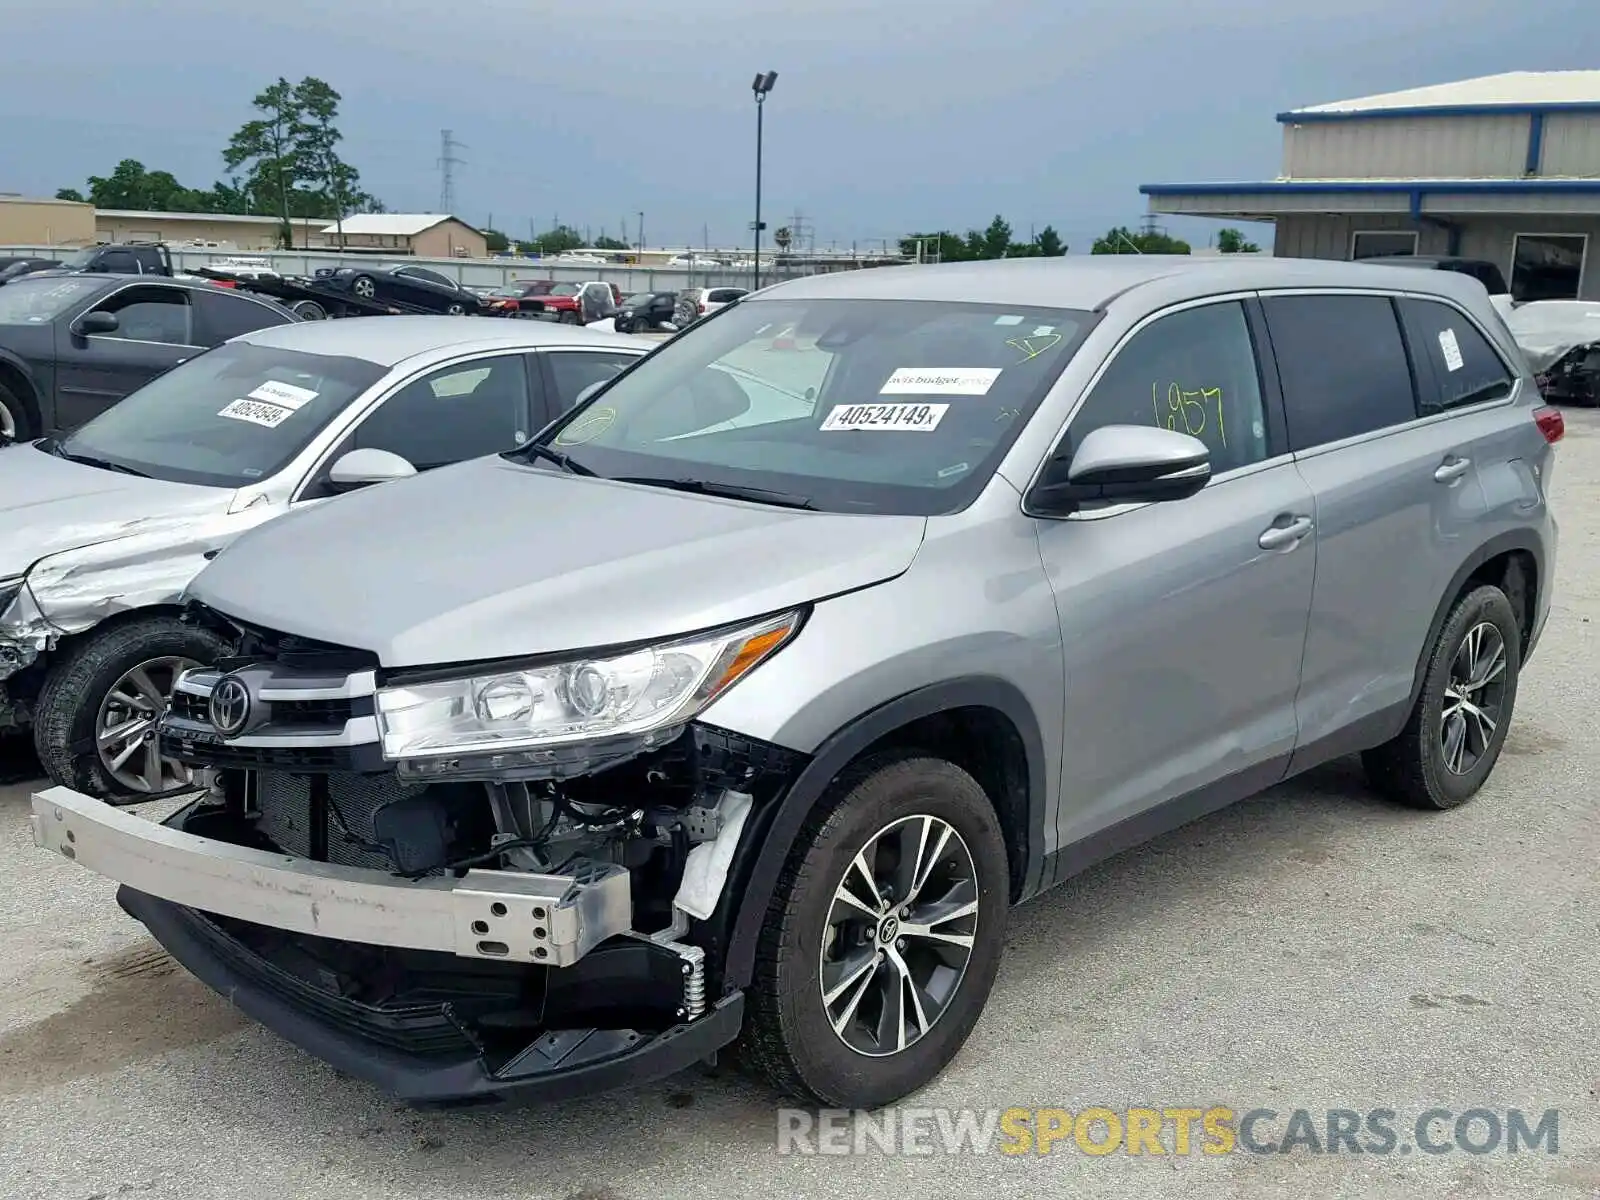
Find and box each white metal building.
[1141,71,1600,301]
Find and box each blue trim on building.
[1277,102,1600,123]
[1140,179,1600,196]
[1526,111,1546,174]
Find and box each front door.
[1033,298,1316,849]
[52,284,199,432]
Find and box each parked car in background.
[614,290,678,332]
[319,264,483,315]
[1362,254,1510,297]
[0,316,651,800]
[675,286,749,327]
[31,242,178,278]
[0,273,298,443]
[28,256,1557,1109]
[522,281,619,324]
[0,257,61,286]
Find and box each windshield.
[528,298,1094,515]
[53,248,98,269]
[0,275,105,324]
[548,283,581,297]
[624,293,656,306]
[59,341,389,488]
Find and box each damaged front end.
[0,576,43,730]
[32,606,808,1105]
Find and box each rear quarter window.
[1396,297,1515,414]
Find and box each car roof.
[231,315,655,366]
[754,255,1496,314]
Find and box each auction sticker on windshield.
[880,368,1001,396]
[820,403,948,432]
[217,398,296,429]
[248,380,318,410]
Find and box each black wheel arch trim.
[1409,529,1544,714]
[718,676,1049,994]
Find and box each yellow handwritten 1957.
[1152,382,1226,448]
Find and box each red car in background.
[484,280,622,323]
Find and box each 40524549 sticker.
[555,405,617,445]
[217,398,295,429]
[820,403,949,432]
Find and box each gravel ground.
[2,412,1598,1200]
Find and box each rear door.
[191,288,295,346]
[1259,290,1493,763]
[51,283,201,430]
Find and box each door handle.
[1258,515,1314,551]
[1434,456,1472,483]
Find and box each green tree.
[291,77,354,247]
[593,234,629,250]
[1091,225,1191,255]
[977,215,1013,260]
[55,187,85,202]
[225,78,302,248]
[483,228,511,253]
[1216,227,1262,253]
[1035,225,1066,256]
[530,225,584,256]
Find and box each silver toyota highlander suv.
[33,256,1561,1109]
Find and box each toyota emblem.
[208,676,251,737]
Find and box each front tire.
[0,381,34,445]
[350,275,377,300]
[739,755,1009,1107]
[1363,584,1521,810]
[34,615,231,801]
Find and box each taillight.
[1534,406,1564,444]
[697,302,706,313]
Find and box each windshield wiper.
[516,443,595,476]
[51,445,151,478]
[614,476,816,509]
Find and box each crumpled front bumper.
[31,786,745,1104]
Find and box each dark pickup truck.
[13,242,176,281]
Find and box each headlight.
[374,611,802,772]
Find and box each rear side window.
[1262,294,1417,451]
[1396,298,1514,414]
[192,289,292,345]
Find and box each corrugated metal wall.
[1283,115,1529,178]
[1274,214,1600,300]
[1536,114,1600,176]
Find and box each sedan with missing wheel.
[0,316,650,800]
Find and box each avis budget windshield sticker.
[247,380,319,410]
[217,398,295,429]
[821,403,948,432]
[880,367,1001,396]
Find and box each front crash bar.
[30,786,632,967]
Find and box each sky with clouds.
[4,0,1598,252]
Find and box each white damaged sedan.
[0,316,650,799]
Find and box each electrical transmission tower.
[786,210,815,255]
[438,130,467,213]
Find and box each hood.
[190,455,928,666]
[0,443,227,575]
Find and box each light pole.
[751,70,777,290]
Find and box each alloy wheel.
[819,813,980,1057]
[352,276,376,299]
[1440,621,1508,775]
[95,655,200,794]
[0,400,15,444]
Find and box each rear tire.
[0,381,34,445]
[1362,584,1521,811]
[738,754,1009,1107]
[34,615,231,801]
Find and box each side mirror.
[327,447,417,490]
[1029,424,1211,514]
[74,310,120,336]
[573,379,609,407]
